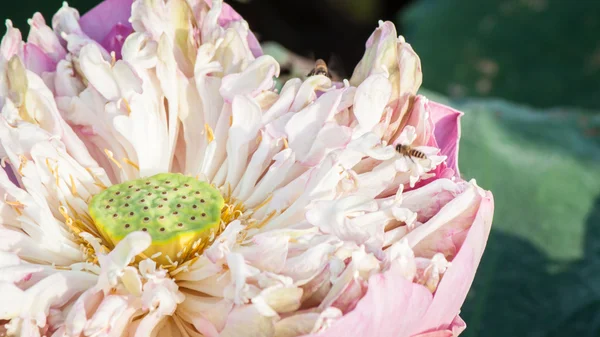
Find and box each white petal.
[0,281,25,318]
[219,305,274,337]
[236,232,289,273]
[274,312,320,337]
[225,95,261,189]
[220,55,279,103]
[262,78,301,124]
[83,295,129,336]
[352,73,392,137]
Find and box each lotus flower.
[0,0,494,336]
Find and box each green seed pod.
[89,173,224,265]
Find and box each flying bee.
[395,144,427,162]
[307,59,332,79]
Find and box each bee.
[395,144,427,161]
[307,59,332,79]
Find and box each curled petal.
[413,190,493,334]
[429,102,463,177]
[220,55,280,102]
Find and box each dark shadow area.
[230,0,415,77]
[462,195,600,337]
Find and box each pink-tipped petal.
[429,102,463,177]
[204,0,263,57]
[22,43,55,75]
[0,21,22,60]
[80,0,134,48]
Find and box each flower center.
[88,173,224,266]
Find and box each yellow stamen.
[204,124,215,143]
[86,168,108,190]
[255,133,263,145]
[51,162,60,187]
[6,199,24,215]
[253,194,273,212]
[247,210,278,230]
[59,206,81,234]
[229,115,233,126]
[282,137,289,149]
[104,149,123,169]
[5,200,23,207]
[18,155,27,176]
[123,157,140,171]
[122,98,132,115]
[69,174,78,196]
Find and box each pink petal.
[429,102,463,177]
[79,0,134,53]
[99,23,133,59]
[306,262,433,337]
[412,191,494,335]
[23,43,56,75]
[3,166,18,187]
[203,0,263,57]
[309,190,493,337]
[0,21,22,60]
[412,316,466,337]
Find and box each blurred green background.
[3,0,600,336]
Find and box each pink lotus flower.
[0,1,493,336]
